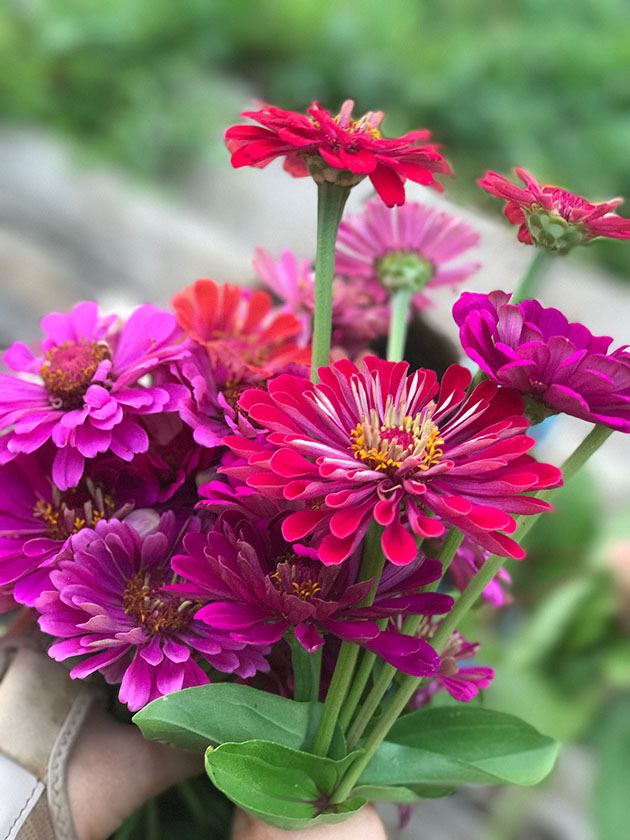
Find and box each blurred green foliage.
[1,0,630,277]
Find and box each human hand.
[231,805,387,839]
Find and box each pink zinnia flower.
[449,536,512,608]
[172,280,310,448]
[172,508,452,677]
[230,358,562,566]
[0,450,140,606]
[0,302,188,490]
[412,624,494,705]
[36,514,269,711]
[479,167,630,252]
[336,199,480,307]
[453,290,630,431]
[225,100,452,207]
[253,248,389,354]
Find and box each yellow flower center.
[350,399,444,473]
[270,559,323,601]
[33,484,117,541]
[41,341,111,409]
[123,569,198,636]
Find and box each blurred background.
[1,1,629,838]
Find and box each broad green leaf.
[361,707,559,789]
[205,740,366,831]
[133,683,345,756]
[353,783,454,803]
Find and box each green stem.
[333,422,613,802]
[311,182,351,383]
[346,528,464,747]
[511,248,551,303]
[338,635,381,733]
[311,524,385,757]
[386,288,413,362]
[289,636,322,702]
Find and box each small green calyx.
[524,209,588,254]
[376,250,435,292]
[306,155,366,187]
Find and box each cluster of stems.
[302,193,613,804]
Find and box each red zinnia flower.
[225,100,452,207]
[172,279,310,448]
[229,358,562,566]
[479,167,630,252]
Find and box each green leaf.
[204,740,366,831]
[360,707,559,789]
[133,683,345,756]
[352,783,454,803]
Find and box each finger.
[231,804,387,840]
[68,708,202,839]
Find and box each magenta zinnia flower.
[253,248,389,355]
[36,514,269,711]
[225,100,452,207]
[449,536,512,608]
[230,358,561,566]
[172,508,452,677]
[412,623,494,705]
[0,302,188,490]
[0,450,142,605]
[479,167,630,252]
[336,199,480,307]
[454,290,630,432]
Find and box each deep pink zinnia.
[453,290,630,432]
[36,514,269,711]
[0,302,189,490]
[335,199,480,307]
[225,100,452,207]
[171,509,452,677]
[412,624,494,705]
[479,167,630,252]
[229,358,562,566]
[449,536,512,608]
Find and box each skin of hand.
[67,711,387,840]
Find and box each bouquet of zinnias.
[2,98,629,831]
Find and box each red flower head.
[225,100,452,207]
[479,167,630,253]
[172,280,310,448]
[228,358,562,566]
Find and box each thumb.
[231,804,387,839]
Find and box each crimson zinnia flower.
[225,100,451,207]
[229,358,561,565]
[454,290,630,432]
[479,167,630,252]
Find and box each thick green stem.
[311,524,385,756]
[511,248,551,303]
[333,423,613,802]
[289,636,322,702]
[311,182,351,383]
[346,528,464,747]
[386,288,413,362]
